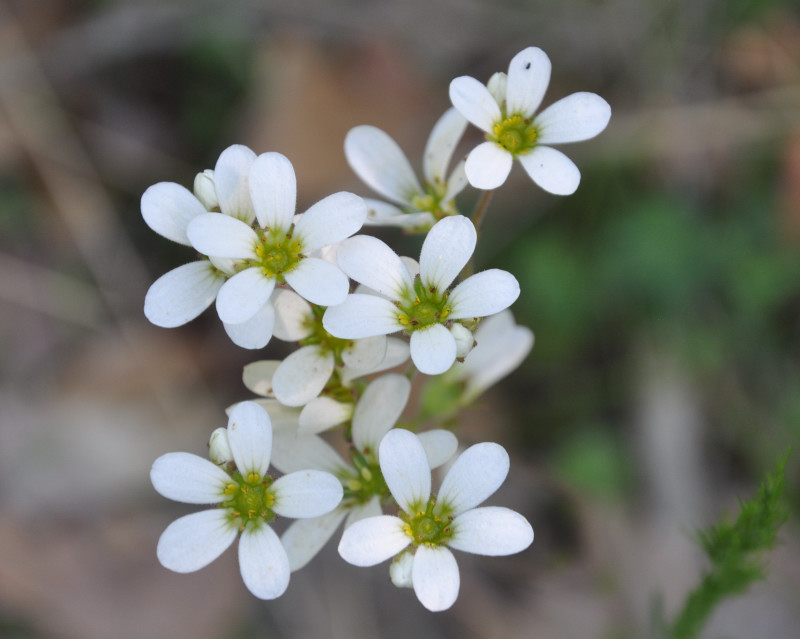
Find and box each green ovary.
[300,304,352,360]
[341,451,390,506]
[490,115,539,155]
[402,496,453,547]
[396,277,451,333]
[409,183,457,221]
[250,226,305,281]
[223,472,276,529]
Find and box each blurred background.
[0,0,798,637]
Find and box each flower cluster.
[146,46,609,611]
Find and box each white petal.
[294,192,367,251]
[249,152,297,230]
[518,146,581,195]
[284,257,349,307]
[247,398,302,431]
[340,336,410,385]
[420,215,476,291]
[379,429,431,513]
[449,506,533,555]
[410,325,457,375]
[323,294,404,339]
[223,301,275,349]
[443,158,469,202]
[345,497,383,526]
[448,76,500,133]
[144,261,224,328]
[390,551,414,588]
[227,401,273,477]
[214,144,257,223]
[270,431,347,475]
[238,524,290,599]
[465,142,513,190]
[187,213,258,258]
[341,335,387,371]
[417,430,458,469]
[215,268,276,325]
[337,235,413,299]
[423,108,468,185]
[352,374,411,453]
[535,92,611,145]
[242,360,280,397]
[338,515,410,566]
[448,269,520,320]
[151,452,231,503]
[437,442,509,515]
[506,46,551,117]
[157,509,236,572]
[281,508,348,571]
[344,126,422,205]
[141,182,207,246]
[272,346,333,407]
[299,397,354,434]
[486,72,507,105]
[412,545,460,612]
[272,289,312,341]
[363,198,405,223]
[271,470,343,518]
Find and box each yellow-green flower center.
[401,495,454,547]
[222,471,276,530]
[341,450,390,506]
[409,182,458,223]
[300,304,354,360]
[248,225,305,281]
[396,276,452,333]
[490,114,539,155]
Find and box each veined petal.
[284,257,349,307]
[249,152,297,231]
[144,261,224,328]
[338,515,410,566]
[298,397,354,435]
[352,374,411,453]
[417,430,458,469]
[281,508,348,571]
[242,360,280,397]
[227,401,273,477]
[214,144,257,223]
[216,268,276,325]
[412,545,460,612]
[323,294,404,339]
[465,142,513,190]
[379,429,431,513]
[157,509,236,573]
[270,430,348,475]
[187,213,258,259]
[448,269,520,320]
[344,126,422,205]
[341,335,387,371]
[449,506,533,555]
[336,235,413,299]
[141,182,207,246]
[271,289,312,341]
[420,215,476,291]
[410,325,457,375]
[423,108,468,185]
[518,146,581,195]
[223,301,275,349]
[506,47,551,117]
[271,469,343,518]
[535,92,611,145]
[449,76,501,133]
[437,442,509,516]
[272,346,333,407]
[294,192,367,251]
[151,452,231,503]
[238,524,290,599]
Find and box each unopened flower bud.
[389,551,414,588]
[193,169,218,210]
[208,427,233,465]
[450,323,475,359]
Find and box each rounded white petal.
[449,76,501,133]
[410,325,457,375]
[272,346,333,407]
[271,469,343,518]
[423,108,468,184]
[448,269,520,320]
[465,142,513,190]
[437,442,509,515]
[443,157,469,202]
[390,551,414,588]
[294,191,367,251]
[299,397,354,434]
[535,92,612,145]
[281,508,348,571]
[379,429,431,513]
[238,524,290,599]
[352,374,411,453]
[151,452,231,503]
[193,169,217,211]
[242,360,280,397]
[208,427,233,465]
[486,72,508,105]
[337,235,413,299]
[141,182,207,246]
[420,215,476,291]
[450,323,475,359]
[338,515,410,566]
[340,338,384,375]
[345,496,383,526]
[344,126,422,205]
[364,197,405,224]
[506,46,552,117]
[157,509,237,573]
[249,152,297,231]
[215,268,276,325]
[144,261,224,328]
[518,146,581,195]
[270,431,347,475]
[284,257,349,307]
[227,401,273,477]
[187,213,258,259]
[223,301,275,349]
[341,335,410,385]
[214,144,257,223]
[449,506,533,556]
[412,545,460,612]
[323,294,404,339]
[417,429,458,469]
[272,289,313,341]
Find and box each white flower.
[338,429,533,612]
[345,108,468,232]
[323,215,519,375]
[449,46,611,194]
[150,401,343,599]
